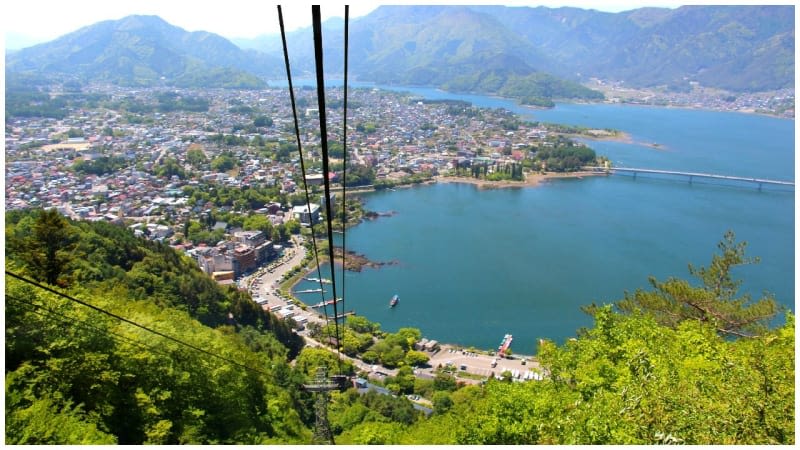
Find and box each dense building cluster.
[5,84,575,277]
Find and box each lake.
[291,83,795,354]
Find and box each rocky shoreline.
[332,246,399,272]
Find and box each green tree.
[210,154,237,172]
[284,220,301,236]
[395,328,422,350]
[431,391,453,415]
[295,347,353,378]
[432,373,457,392]
[154,157,186,179]
[186,147,207,167]
[404,350,430,367]
[392,366,416,394]
[611,231,779,338]
[23,209,77,285]
[243,215,274,237]
[4,395,117,444]
[346,315,381,334]
[380,345,406,368]
[253,115,273,127]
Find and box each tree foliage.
[210,153,237,172]
[5,209,304,357]
[10,208,77,286]
[611,230,780,338]
[72,156,128,176]
[4,273,311,444]
[5,214,793,445]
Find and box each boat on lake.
[498,334,513,357]
[390,294,399,307]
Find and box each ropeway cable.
[277,5,333,334]
[340,4,349,337]
[311,5,344,366]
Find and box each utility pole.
[303,366,347,444]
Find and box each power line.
[5,270,271,377]
[276,5,333,337]
[340,4,350,330]
[6,294,178,361]
[312,3,344,369]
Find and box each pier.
[304,277,332,284]
[311,298,343,308]
[585,166,794,190]
[326,310,356,321]
[294,288,326,294]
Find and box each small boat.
[497,334,513,357]
[389,294,399,307]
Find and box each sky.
[4,0,774,46]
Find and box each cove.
[289,83,794,354]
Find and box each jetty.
[304,277,332,284]
[311,298,343,308]
[498,334,513,357]
[294,288,325,294]
[327,310,356,321]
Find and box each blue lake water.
[291,82,795,354]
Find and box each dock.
[311,298,343,308]
[294,288,325,294]
[326,310,356,321]
[304,277,332,284]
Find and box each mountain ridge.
[5,5,793,94]
[5,15,281,88]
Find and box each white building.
[291,203,320,226]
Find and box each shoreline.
[435,170,607,189]
[281,170,608,356]
[286,254,537,363]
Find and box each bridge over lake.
[584,166,794,190]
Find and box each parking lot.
[425,345,544,383]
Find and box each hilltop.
[5,15,279,88]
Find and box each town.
[7,80,794,288]
[7,80,794,283]
[5,83,610,282]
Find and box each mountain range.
[6,5,794,96]
[5,15,280,89]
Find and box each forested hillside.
[261,4,793,94]
[4,210,794,444]
[5,209,310,443]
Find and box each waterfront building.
[292,203,321,226]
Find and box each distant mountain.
[5,15,283,88]
[7,5,793,94]
[461,5,795,92]
[264,6,602,102]
[264,4,792,94]
[611,5,795,91]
